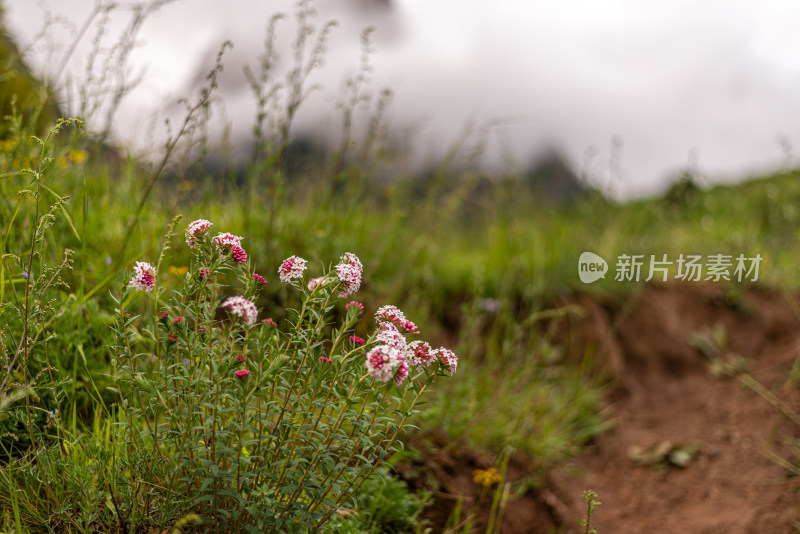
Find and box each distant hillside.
[0,3,60,136]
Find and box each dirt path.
[552,283,800,533]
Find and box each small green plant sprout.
[579,489,601,534]
[110,217,459,532]
[688,322,750,377]
[628,440,702,469]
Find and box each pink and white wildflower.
[279,255,307,283]
[128,261,156,293]
[221,296,258,326]
[185,219,213,248]
[435,347,459,375]
[235,369,250,379]
[365,344,404,383]
[375,322,408,352]
[335,252,363,296]
[375,305,418,333]
[212,232,243,250]
[376,305,406,328]
[408,340,435,368]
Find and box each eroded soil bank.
[400,283,800,533]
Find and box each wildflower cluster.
[279,255,307,283]
[365,345,405,384]
[364,304,458,384]
[128,261,156,292]
[377,304,419,334]
[185,218,212,248]
[112,218,458,531]
[211,231,242,249]
[408,340,434,367]
[335,252,363,296]
[221,296,258,325]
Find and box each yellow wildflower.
[68,149,88,164]
[0,138,18,154]
[472,467,502,488]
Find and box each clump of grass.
[325,464,431,534]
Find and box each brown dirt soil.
[552,283,800,533]
[402,283,800,533]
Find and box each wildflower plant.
[0,118,81,454]
[110,219,458,531]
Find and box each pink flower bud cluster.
[346,301,364,313]
[231,246,247,264]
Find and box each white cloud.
[6,0,800,197]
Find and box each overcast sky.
[7,0,800,198]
